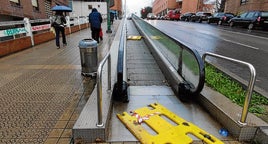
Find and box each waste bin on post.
[78,39,98,77]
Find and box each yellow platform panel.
[117,103,224,144]
[127,35,142,40]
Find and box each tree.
[140,6,152,19]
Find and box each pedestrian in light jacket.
[51,11,67,49]
[89,8,103,43]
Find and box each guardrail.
[202,52,256,125]
[0,16,88,44]
[96,52,111,127]
[132,14,205,101]
[96,18,126,127]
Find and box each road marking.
[196,29,260,50]
[220,29,268,40]
[221,38,259,50]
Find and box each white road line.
[196,29,260,50]
[220,29,268,40]
[222,38,259,50]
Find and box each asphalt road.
[147,20,268,97]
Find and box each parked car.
[127,14,132,20]
[229,11,268,30]
[207,12,235,25]
[190,12,212,23]
[147,13,157,20]
[180,12,195,21]
[166,9,181,21]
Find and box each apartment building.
[152,0,182,17]
[181,0,214,14]
[225,0,268,15]
[0,0,68,21]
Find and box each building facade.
[110,0,122,18]
[71,0,107,18]
[152,0,182,17]
[0,0,68,21]
[181,0,214,14]
[225,0,268,15]
[70,0,121,19]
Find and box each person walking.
[89,8,103,43]
[51,11,67,49]
[110,12,114,25]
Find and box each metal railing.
[202,52,256,125]
[132,14,205,97]
[96,52,111,127]
[96,18,126,127]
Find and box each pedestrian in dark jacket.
[52,11,67,49]
[89,8,103,43]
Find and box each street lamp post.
[106,0,112,33]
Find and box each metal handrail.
[96,52,111,127]
[202,52,256,125]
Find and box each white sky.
[125,0,153,15]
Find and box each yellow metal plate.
[127,35,142,40]
[151,36,162,40]
[117,103,224,144]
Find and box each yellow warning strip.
[127,35,142,40]
[117,103,224,144]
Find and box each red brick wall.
[70,25,80,33]
[0,0,69,19]
[0,36,32,57]
[181,0,199,14]
[225,0,268,15]
[153,0,180,16]
[33,31,55,45]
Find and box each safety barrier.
[132,14,205,101]
[96,52,111,127]
[0,16,89,57]
[96,18,126,127]
[0,16,88,42]
[202,52,256,125]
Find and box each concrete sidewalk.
[0,19,120,144]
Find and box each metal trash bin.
[78,39,98,76]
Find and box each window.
[10,0,19,3]
[246,12,255,18]
[32,0,39,11]
[240,12,247,18]
[88,5,92,10]
[10,0,21,6]
[241,0,248,5]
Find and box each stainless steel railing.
[202,52,256,125]
[96,52,111,127]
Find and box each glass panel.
[246,12,255,18]
[181,49,200,89]
[261,12,268,17]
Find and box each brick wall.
[0,0,68,20]
[33,31,55,45]
[181,0,199,14]
[153,0,180,16]
[225,0,268,15]
[0,36,32,57]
